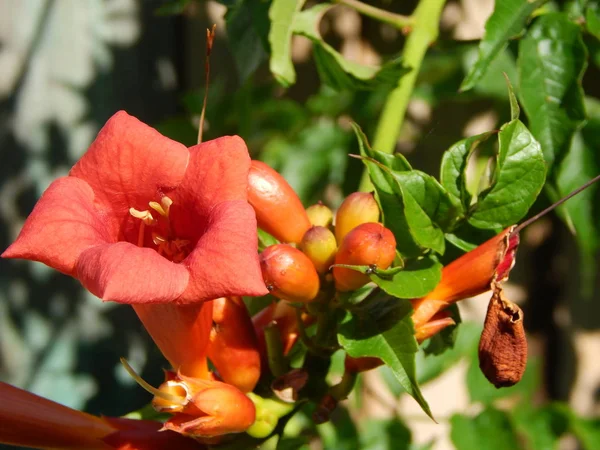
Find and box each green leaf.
[450,408,521,450]
[268,0,306,86]
[362,157,446,254]
[262,120,350,203]
[360,418,411,450]
[224,0,270,82]
[461,0,547,91]
[370,257,442,299]
[293,5,409,91]
[570,414,600,449]
[518,13,587,170]
[357,151,449,254]
[258,228,279,251]
[352,125,420,257]
[586,5,600,39]
[467,353,540,405]
[554,132,599,296]
[338,303,433,419]
[468,119,546,229]
[391,171,460,232]
[504,74,520,121]
[440,132,496,213]
[512,404,569,450]
[316,405,359,450]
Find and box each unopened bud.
[333,223,396,292]
[248,161,311,244]
[334,192,380,244]
[299,226,337,274]
[414,312,456,343]
[260,244,320,303]
[207,297,260,393]
[306,202,334,227]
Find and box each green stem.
[264,324,287,377]
[333,0,413,29]
[359,0,447,192]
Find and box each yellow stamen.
[161,196,173,217]
[129,208,156,226]
[149,201,167,217]
[130,209,156,247]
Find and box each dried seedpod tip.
[198,24,217,144]
[119,357,186,405]
[478,284,527,388]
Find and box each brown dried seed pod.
[478,284,527,388]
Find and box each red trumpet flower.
[2,110,267,304]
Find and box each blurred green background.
[1,0,600,449]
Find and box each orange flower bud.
[154,373,256,438]
[206,297,261,393]
[248,160,311,244]
[299,226,337,274]
[306,202,334,227]
[411,226,519,329]
[333,223,396,292]
[334,192,380,244]
[260,244,320,303]
[414,311,456,343]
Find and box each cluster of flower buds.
[249,161,398,306]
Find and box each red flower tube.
[411,226,519,328]
[0,381,204,450]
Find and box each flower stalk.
[360,0,447,191]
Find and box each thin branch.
[359,0,446,191]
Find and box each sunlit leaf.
[518,13,587,170]
[268,0,306,86]
[468,119,546,229]
[461,0,547,91]
[293,5,408,91]
[450,408,521,450]
[440,132,495,213]
[338,302,433,419]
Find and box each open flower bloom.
[0,381,205,450]
[2,111,268,305]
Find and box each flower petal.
[2,177,111,275]
[169,136,250,241]
[69,111,189,231]
[76,242,189,304]
[178,201,268,303]
[0,381,115,450]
